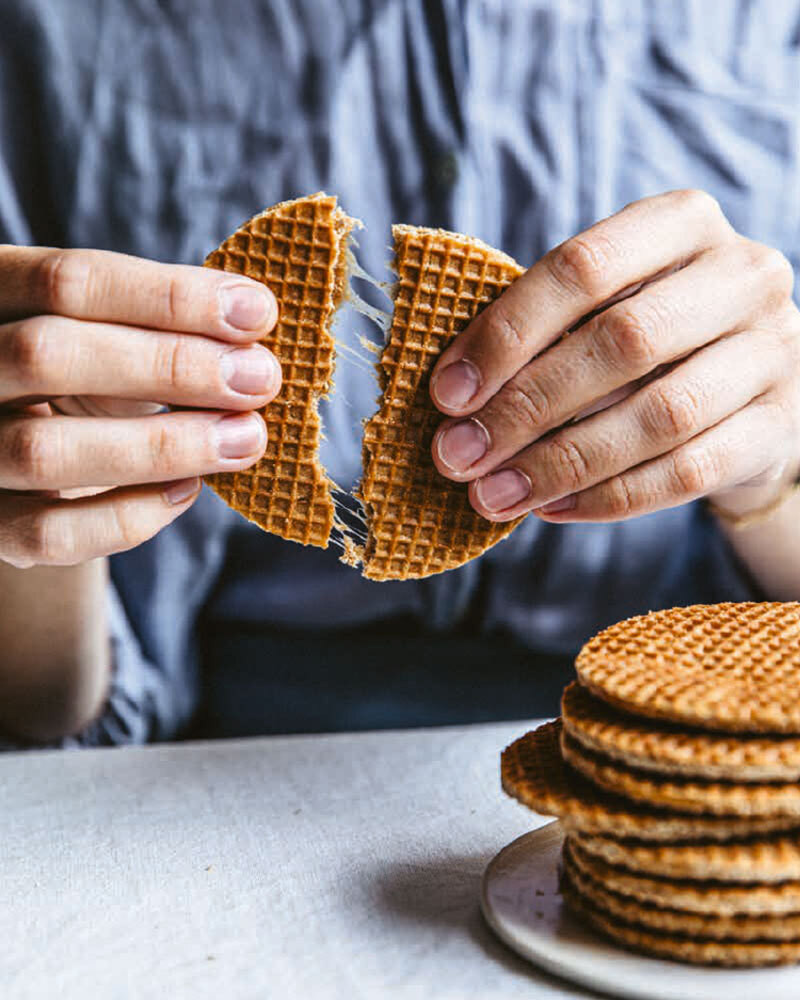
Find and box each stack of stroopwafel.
[502,601,800,966]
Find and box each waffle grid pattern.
[572,829,800,883]
[561,842,800,941]
[561,681,800,781]
[358,225,526,580]
[576,602,800,732]
[506,604,800,967]
[566,836,800,916]
[560,729,800,817]
[561,877,800,966]
[500,722,795,842]
[204,194,353,546]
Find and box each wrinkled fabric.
[0,0,797,744]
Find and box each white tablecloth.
[0,720,598,999]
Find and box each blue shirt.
[1,0,798,745]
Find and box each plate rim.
[480,821,800,1000]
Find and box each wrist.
[705,465,800,530]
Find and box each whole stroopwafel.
[500,722,798,842]
[561,681,800,782]
[560,729,800,817]
[561,876,800,966]
[204,193,356,546]
[357,226,527,580]
[562,843,800,940]
[572,830,800,882]
[575,602,800,733]
[566,837,800,916]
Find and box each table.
[0,720,599,999]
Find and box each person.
[1,0,799,747]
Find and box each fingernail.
[219,283,276,331]
[164,477,201,505]
[538,495,577,515]
[215,413,266,459]
[221,347,280,395]
[437,419,489,472]
[477,469,531,512]
[431,359,481,411]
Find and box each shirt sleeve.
[62,581,175,748]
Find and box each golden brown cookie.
[357,225,527,580]
[500,722,800,842]
[560,728,800,817]
[572,829,800,882]
[566,836,800,916]
[561,681,800,782]
[575,603,800,733]
[204,193,356,546]
[562,841,800,939]
[562,875,800,966]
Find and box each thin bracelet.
[706,480,800,531]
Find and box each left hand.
[429,189,800,524]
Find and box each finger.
[464,328,786,520]
[535,396,790,523]
[0,245,277,341]
[0,315,281,408]
[430,189,734,415]
[432,240,783,481]
[0,410,267,490]
[0,478,202,567]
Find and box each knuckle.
[547,436,591,492]
[154,336,196,392]
[675,187,723,222]
[547,235,611,299]
[598,305,659,370]
[779,316,800,365]
[605,474,637,519]
[164,274,186,328]
[148,421,184,473]
[500,376,551,429]
[36,250,92,315]
[25,507,73,565]
[109,498,147,552]
[6,318,54,387]
[6,421,57,484]
[483,300,528,354]
[671,448,715,497]
[755,244,795,298]
[647,382,703,441]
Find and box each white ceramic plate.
[481,822,800,1000]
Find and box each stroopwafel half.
[357,225,526,580]
[204,193,356,546]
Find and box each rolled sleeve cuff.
[0,581,189,751]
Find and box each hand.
[429,190,800,525]
[0,246,280,566]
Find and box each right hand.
[0,246,281,567]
